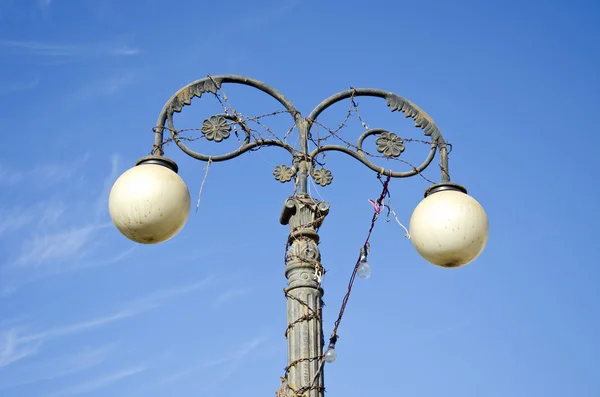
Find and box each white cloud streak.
[0,200,66,238]
[0,344,114,390]
[45,365,146,397]
[19,309,142,344]
[122,277,216,312]
[0,155,130,292]
[13,222,113,268]
[213,337,265,383]
[126,336,265,397]
[213,287,252,307]
[95,153,120,218]
[0,156,88,186]
[68,68,150,104]
[0,277,215,368]
[0,210,35,236]
[109,45,140,56]
[0,329,42,367]
[0,40,140,58]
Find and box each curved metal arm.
[306,88,449,182]
[309,128,437,178]
[149,74,451,190]
[166,113,297,162]
[307,89,441,140]
[152,74,302,162]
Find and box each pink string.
[368,198,383,214]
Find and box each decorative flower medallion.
[376,132,405,158]
[273,165,296,183]
[311,168,333,187]
[201,115,231,142]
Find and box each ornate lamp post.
[108,75,489,396]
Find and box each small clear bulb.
[324,347,337,363]
[357,258,371,279]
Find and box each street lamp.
[108,75,488,396]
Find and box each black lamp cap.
[135,156,179,173]
[424,182,468,197]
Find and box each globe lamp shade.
[108,156,190,244]
[409,184,488,268]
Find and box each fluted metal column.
[280,196,329,397]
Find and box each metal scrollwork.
[274,165,297,183]
[375,132,405,158]
[306,89,445,180]
[201,115,231,142]
[384,93,441,141]
[311,168,333,187]
[166,78,220,116]
[152,75,301,163]
[151,74,450,189]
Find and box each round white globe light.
[108,157,190,244]
[410,184,488,268]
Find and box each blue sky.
[0,0,599,396]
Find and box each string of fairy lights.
[275,173,412,397]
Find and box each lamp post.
[108,75,489,396]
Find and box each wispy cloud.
[0,222,128,295]
[213,287,252,307]
[0,209,36,236]
[12,223,112,269]
[0,344,114,390]
[0,329,42,367]
[95,153,119,219]
[0,155,131,292]
[122,277,216,312]
[109,45,140,56]
[0,198,66,239]
[23,277,215,342]
[46,365,146,397]
[79,245,138,269]
[10,154,122,271]
[128,336,265,396]
[0,277,214,368]
[213,337,265,382]
[69,68,150,104]
[19,309,141,344]
[0,156,87,186]
[0,40,140,58]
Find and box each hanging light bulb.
[357,246,371,279]
[324,347,337,363]
[357,258,371,279]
